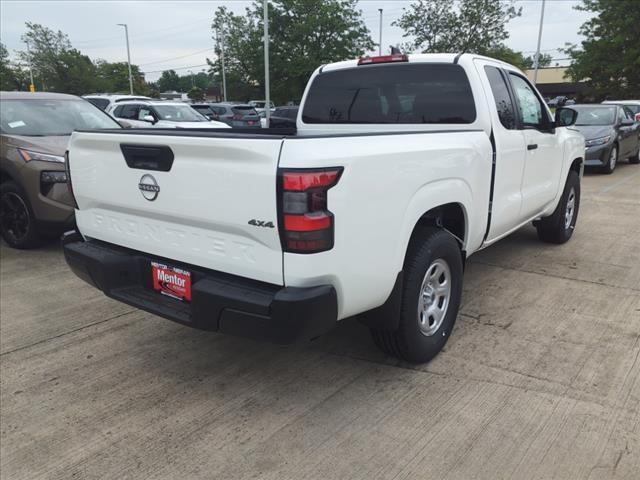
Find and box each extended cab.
[62,54,584,363]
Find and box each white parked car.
[108,100,229,129]
[63,53,584,363]
[83,94,153,112]
[249,100,275,115]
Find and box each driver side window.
[509,73,549,131]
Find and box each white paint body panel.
[68,53,585,321]
[70,132,283,285]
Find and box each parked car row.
[83,94,298,130]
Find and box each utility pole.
[263,0,270,126]
[378,9,383,56]
[533,0,546,85]
[216,27,227,102]
[26,40,35,92]
[117,24,134,95]
[188,70,194,88]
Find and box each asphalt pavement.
[1,163,639,480]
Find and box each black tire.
[0,181,42,249]
[535,171,580,244]
[370,227,463,363]
[629,144,640,164]
[601,144,618,174]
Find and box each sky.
[0,0,594,82]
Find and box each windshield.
[154,105,207,122]
[574,106,616,126]
[0,98,120,136]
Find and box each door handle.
[527,144,538,150]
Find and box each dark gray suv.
[191,103,261,128]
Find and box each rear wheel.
[0,181,41,249]
[601,145,618,174]
[535,171,580,244]
[370,227,463,363]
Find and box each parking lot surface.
[1,165,639,480]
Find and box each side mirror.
[555,107,578,127]
[143,115,156,124]
[620,118,634,127]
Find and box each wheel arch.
[396,179,473,273]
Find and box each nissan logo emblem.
[138,174,160,201]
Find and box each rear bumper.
[62,232,338,344]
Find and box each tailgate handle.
[120,144,174,172]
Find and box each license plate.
[151,262,191,301]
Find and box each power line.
[139,48,215,67]
[142,63,210,75]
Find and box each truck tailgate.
[68,131,284,285]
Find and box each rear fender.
[395,179,473,271]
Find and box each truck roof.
[320,53,519,74]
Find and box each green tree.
[18,22,98,94]
[482,45,552,70]
[1,42,24,91]
[187,86,205,102]
[208,0,374,104]
[157,69,181,92]
[394,0,521,55]
[522,53,553,69]
[565,0,640,100]
[95,60,148,94]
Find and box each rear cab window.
[484,66,516,130]
[302,63,476,125]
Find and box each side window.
[509,74,548,130]
[119,104,139,120]
[484,66,516,129]
[113,105,124,118]
[138,107,153,121]
[619,107,629,122]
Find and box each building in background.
[524,67,586,100]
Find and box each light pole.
[263,0,270,125]
[26,40,35,92]
[533,0,546,85]
[117,23,134,95]
[215,27,227,102]
[378,9,383,56]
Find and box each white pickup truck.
[63,53,585,363]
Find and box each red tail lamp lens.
[278,168,342,253]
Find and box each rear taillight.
[635,113,640,122]
[64,151,79,209]
[278,167,343,253]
